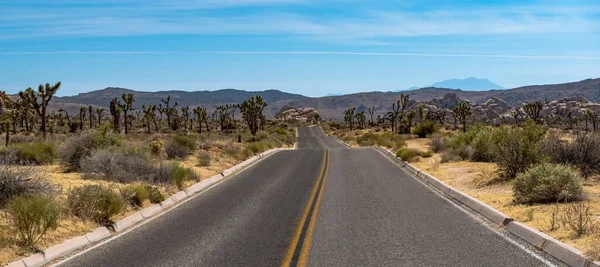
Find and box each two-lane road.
[58,126,558,266]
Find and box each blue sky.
[1,0,599,97]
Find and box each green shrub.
[492,122,547,179]
[197,150,212,167]
[396,148,419,162]
[242,142,271,159]
[1,142,57,165]
[356,132,405,150]
[513,163,583,204]
[145,185,165,203]
[80,147,156,183]
[165,135,196,159]
[7,194,60,247]
[273,127,287,135]
[149,140,163,156]
[0,163,54,207]
[421,151,433,158]
[542,133,600,179]
[412,120,438,138]
[121,184,150,207]
[471,130,495,162]
[59,131,122,172]
[158,162,199,189]
[67,185,124,224]
[429,137,446,153]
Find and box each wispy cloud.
[1,50,599,60]
[1,1,599,41]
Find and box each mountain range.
[22,77,600,120]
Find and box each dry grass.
[412,150,600,256]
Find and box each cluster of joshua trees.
[0,81,269,145]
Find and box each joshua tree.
[344,108,356,130]
[18,81,61,137]
[88,105,94,129]
[142,104,156,134]
[355,111,366,129]
[159,95,178,129]
[240,95,267,136]
[96,108,105,126]
[417,104,426,123]
[216,105,231,131]
[181,106,190,131]
[193,107,208,134]
[387,101,401,133]
[109,98,121,132]
[78,107,86,131]
[118,93,134,134]
[452,101,472,133]
[523,101,543,124]
[586,110,597,132]
[367,106,376,125]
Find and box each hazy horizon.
[1,0,599,97]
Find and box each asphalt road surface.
[57,126,559,267]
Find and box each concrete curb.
[43,236,90,262]
[113,212,144,232]
[369,144,593,267]
[85,227,111,243]
[140,204,163,219]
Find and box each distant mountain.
[287,78,600,119]
[432,77,505,90]
[402,77,504,91]
[45,78,600,120]
[325,93,345,97]
[50,87,308,117]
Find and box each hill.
[431,77,505,90]
[39,77,600,120]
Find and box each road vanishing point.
[57,127,563,267]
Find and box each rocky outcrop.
[541,95,600,118]
[275,107,321,122]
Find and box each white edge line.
[371,148,558,267]
[51,149,282,267]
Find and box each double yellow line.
[281,149,330,267]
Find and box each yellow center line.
[297,149,330,267]
[280,149,327,267]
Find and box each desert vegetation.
[0,84,297,265]
[325,93,600,258]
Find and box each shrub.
[242,142,272,159]
[165,135,196,159]
[429,137,446,153]
[59,131,122,172]
[0,163,55,207]
[273,127,287,135]
[471,130,495,162]
[59,133,96,172]
[67,185,124,224]
[421,151,433,158]
[80,147,156,183]
[412,120,438,138]
[396,148,419,162]
[121,184,150,207]
[145,185,165,203]
[542,133,600,179]
[157,162,199,189]
[1,142,57,165]
[563,201,593,237]
[492,122,547,179]
[197,150,212,167]
[7,194,60,247]
[149,140,163,156]
[443,145,472,162]
[513,163,583,204]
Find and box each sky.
[1,0,599,97]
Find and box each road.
[58,126,557,267]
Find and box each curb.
[7,147,285,267]
[371,145,595,267]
